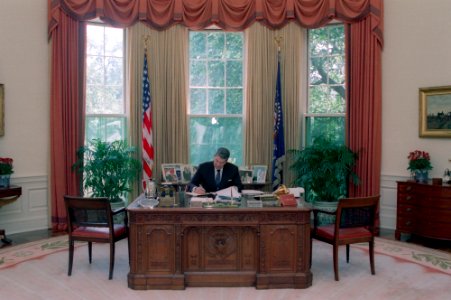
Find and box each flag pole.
[141,34,154,186]
[271,36,285,191]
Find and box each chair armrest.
[112,207,126,215]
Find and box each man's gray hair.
[215,147,230,160]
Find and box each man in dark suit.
[189,147,243,194]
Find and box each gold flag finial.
[274,36,283,52]
[143,34,151,50]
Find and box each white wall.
[1,0,451,234]
[0,0,50,234]
[379,0,451,230]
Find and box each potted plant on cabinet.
[289,137,359,224]
[0,157,14,188]
[72,139,141,208]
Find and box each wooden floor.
[2,227,450,253]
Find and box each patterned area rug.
[353,237,451,275]
[1,234,450,275]
[0,235,72,270]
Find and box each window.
[305,24,346,145]
[188,31,244,165]
[85,24,126,142]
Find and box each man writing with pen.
[188,147,243,194]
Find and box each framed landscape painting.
[419,86,451,137]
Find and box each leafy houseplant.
[289,137,359,203]
[72,139,141,203]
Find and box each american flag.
[142,49,154,180]
[271,57,285,190]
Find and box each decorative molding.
[0,175,49,235]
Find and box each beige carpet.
[0,236,450,300]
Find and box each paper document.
[215,186,241,199]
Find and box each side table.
[0,185,22,244]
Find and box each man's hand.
[194,186,206,195]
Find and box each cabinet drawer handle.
[406,196,412,201]
[405,221,411,226]
[406,186,412,191]
[406,208,412,212]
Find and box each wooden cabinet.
[127,196,312,290]
[396,181,451,241]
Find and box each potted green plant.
[289,137,359,223]
[72,139,141,206]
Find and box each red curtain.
[49,0,381,33]
[50,11,85,231]
[48,0,383,229]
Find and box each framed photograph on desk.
[161,164,181,182]
[252,165,267,183]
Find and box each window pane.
[105,57,123,85]
[225,33,243,59]
[305,116,345,146]
[104,27,123,57]
[207,33,224,59]
[86,25,104,56]
[190,88,207,114]
[86,56,104,85]
[226,89,243,114]
[85,116,126,143]
[226,61,242,87]
[189,117,243,166]
[208,89,225,114]
[189,32,207,59]
[208,61,225,87]
[190,60,207,86]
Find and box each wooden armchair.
[311,195,380,281]
[64,195,129,280]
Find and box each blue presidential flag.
[271,59,285,191]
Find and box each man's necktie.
[215,169,221,189]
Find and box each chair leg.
[333,244,339,281]
[88,242,92,264]
[369,240,375,275]
[68,239,74,276]
[109,242,115,280]
[346,244,350,263]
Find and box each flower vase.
[414,170,429,183]
[0,174,11,188]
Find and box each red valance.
[48,0,383,43]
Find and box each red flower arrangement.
[407,150,432,171]
[0,157,14,175]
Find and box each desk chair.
[64,195,129,279]
[311,195,380,281]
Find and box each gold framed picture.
[419,86,451,137]
[0,84,4,136]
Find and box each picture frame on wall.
[0,84,4,136]
[419,86,451,137]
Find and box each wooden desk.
[396,181,451,241]
[127,194,312,290]
[0,185,22,244]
